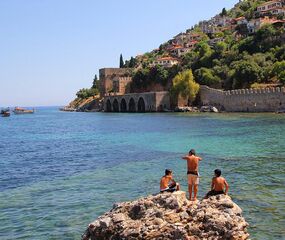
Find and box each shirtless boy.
[160,169,180,193]
[182,149,202,201]
[205,169,229,198]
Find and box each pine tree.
[221,8,227,16]
[120,54,124,68]
[92,74,98,89]
[129,57,136,68]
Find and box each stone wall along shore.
[199,85,285,112]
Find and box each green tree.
[235,23,249,36]
[231,60,262,88]
[220,7,227,16]
[124,57,137,68]
[132,67,150,89]
[149,65,169,86]
[194,67,221,87]
[120,54,124,68]
[215,41,227,56]
[76,88,99,99]
[272,61,285,84]
[128,57,137,68]
[92,74,98,89]
[275,46,285,61]
[171,70,200,104]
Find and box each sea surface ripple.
[0,107,284,240]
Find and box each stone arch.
[120,98,127,112]
[106,99,112,112]
[138,97,146,113]
[113,99,119,112]
[128,98,136,112]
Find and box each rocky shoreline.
[82,191,249,240]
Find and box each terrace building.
[170,45,192,57]
[256,0,285,16]
[154,57,179,68]
[247,16,281,33]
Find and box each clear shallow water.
[0,107,284,240]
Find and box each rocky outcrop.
[81,191,249,240]
[61,97,101,112]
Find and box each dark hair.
[189,149,196,156]
[214,169,222,177]
[165,169,172,175]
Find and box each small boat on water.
[1,108,10,117]
[13,107,35,114]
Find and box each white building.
[154,57,179,68]
[257,0,285,15]
[247,16,279,33]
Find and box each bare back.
[160,176,172,190]
[184,155,201,172]
[212,177,227,191]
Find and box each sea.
[0,107,284,240]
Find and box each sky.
[0,0,238,107]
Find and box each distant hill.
[124,0,285,91]
[71,0,285,107]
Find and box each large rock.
[82,191,249,240]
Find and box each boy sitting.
[160,169,180,193]
[205,169,229,198]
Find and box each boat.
[1,108,10,117]
[13,107,35,114]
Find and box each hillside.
[69,0,285,108]
[125,0,285,91]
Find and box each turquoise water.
[0,108,284,240]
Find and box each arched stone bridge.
[104,91,170,112]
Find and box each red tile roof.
[234,16,245,21]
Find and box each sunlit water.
[0,107,284,240]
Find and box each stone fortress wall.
[104,91,170,112]
[99,68,132,97]
[199,85,285,112]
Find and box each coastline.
[61,85,285,114]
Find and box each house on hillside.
[185,40,198,49]
[198,20,219,34]
[198,15,232,34]
[173,33,188,45]
[212,15,232,27]
[153,57,179,68]
[247,16,282,33]
[186,33,202,42]
[169,45,192,57]
[208,37,225,47]
[256,0,285,16]
[232,16,248,25]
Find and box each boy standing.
[160,169,180,193]
[182,149,202,201]
[205,169,229,198]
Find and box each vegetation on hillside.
[125,0,285,91]
[131,65,181,90]
[76,74,99,99]
[170,70,200,104]
[184,25,285,89]
[75,0,285,103]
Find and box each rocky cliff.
[62,97,101,112]
[81,191,249,240]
